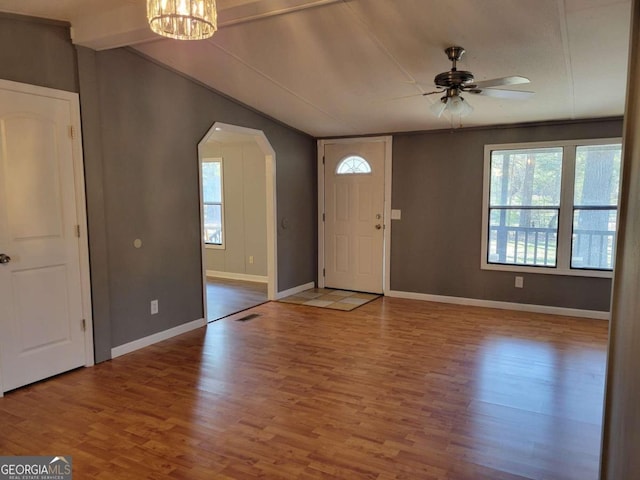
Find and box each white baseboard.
[276,281,315,300]
[386,290,610,320]
[111,318,207,358]
[206,270,268,283]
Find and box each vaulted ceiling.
[0,0,631,137]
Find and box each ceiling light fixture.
[430,88,474,118]
[147,0,217,40]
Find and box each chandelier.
[147,0,217,40]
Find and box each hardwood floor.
[206,277,268,321]
[0,298,608,479]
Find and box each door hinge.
[322,156,325,165]
[68,125,75,139]
[75,225,81,237]
[81,319,86,331]
[322,213,325,222]
[323,268,325,277]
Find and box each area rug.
[278,288,381,311]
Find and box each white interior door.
[0,85,87,392]
[324,141,385,293]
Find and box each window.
[201,158,224,247]
[572,145,621,270]
[487,147,562,267]
[482,139,622,276]
[336,155,372,174]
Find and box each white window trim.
[201,157,225,250]
[480,137,622,278]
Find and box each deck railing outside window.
[489,225,616,270]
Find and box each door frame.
[198,122,278,321]
[0,79,94,396]
[317,136,393,294]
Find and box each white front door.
[0,84,87,392]
[323,141,385,293]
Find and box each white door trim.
[198,122,278,322]
[317,136,393,294]
[0,79,94,396]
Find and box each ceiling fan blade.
[387,93,423,101]
[470,76,530,89]
[379,90,444,102]
[467,88,535,100]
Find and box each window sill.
[205,244,225,250]
[480,262,613,279]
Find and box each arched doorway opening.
[198,122,277,321]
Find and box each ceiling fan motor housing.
[434,70,475,89]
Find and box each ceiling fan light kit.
[147,0,217,40]
[427,46,534,119]
[430,91,474,118]
[444,94,473,117]
[429,99,448,118]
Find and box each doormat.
[278,288,381,311]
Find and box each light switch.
[391,209,402,220]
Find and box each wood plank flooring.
[206,277,268,321]
[0,298,608,479]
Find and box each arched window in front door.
[336,155,372,175]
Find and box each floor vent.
[236,313,260,322]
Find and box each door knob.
[0,253,11,264]
[375,224,382,230]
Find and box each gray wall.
[391,119,622,311]
[203,141,268,277]
[0,14,77,93]
[76,47,113,363]
[77,47,316,353]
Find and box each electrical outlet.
[515,276,524,289]
[150,299,159,315]
[249,255,254,264]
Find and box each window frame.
[201,157,225,250]
[481,138,622,278]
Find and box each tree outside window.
[572,145,621,270]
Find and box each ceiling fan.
[425,46,534,118]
